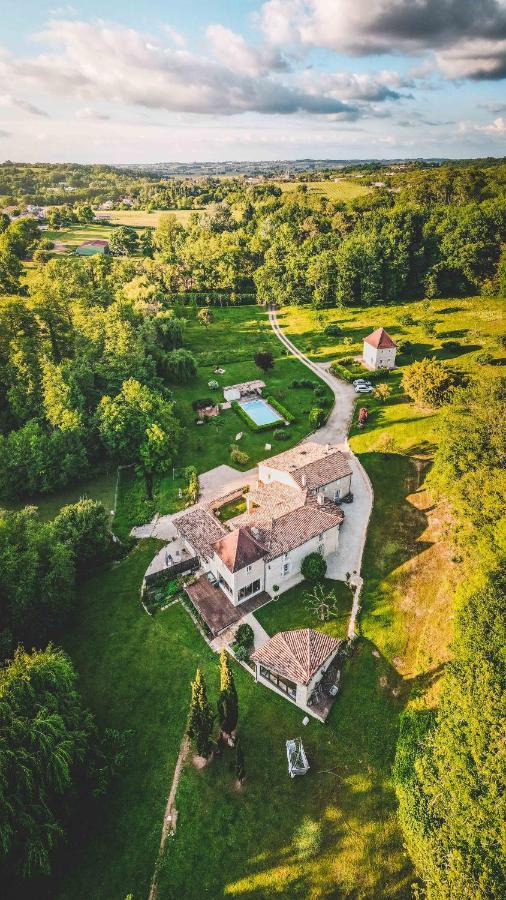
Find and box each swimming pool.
[239,398,283,427]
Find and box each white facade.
[254,645,340,721]
[363,341,396,370]
[264,524,340,595]
[209,552,265,606]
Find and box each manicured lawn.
[115,306,335,536]
[280,296,505,455]
[277,178,372,202]
[2,469,116,523]
[256,578,353,641]
[215,496,247,521]
[51,540,219,900]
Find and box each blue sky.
[0,0,505,162]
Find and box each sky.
[0,0,506,163]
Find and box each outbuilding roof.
[364,327,396,349]
[251,629,341,685]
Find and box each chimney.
[246,494,253,514]
[317,492,324,506]
[325,443,330,453]
[301,473,307,487]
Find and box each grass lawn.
[215,496,247,521]
[50,540,219,900]
[114,467,188,542]
[277,179,372,202]
[45,222,114,250]
[115,306,335,537]
[2,469,116,523]
[256,578,353,641]
[31,296,492,898]
[279,296,504,455]
[94,208,202,227]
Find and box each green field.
[44,222,114,251]
[277,178,372,202]
[279,296,505,455]
[2,469,117,523]
[114,306,335,538]
[94,208,201,227]
[256,578,353,641]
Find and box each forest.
[0,157,504,897]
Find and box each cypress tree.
[217,649,238,738]
[187,669,214,758]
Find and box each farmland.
[277,178,372,202]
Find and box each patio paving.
[186,575,270,636]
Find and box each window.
[246,564,252,573]
[238,579,261,601]
[259,666,296,700]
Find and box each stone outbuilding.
[362,328,397,370]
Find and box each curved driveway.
[268,305,374,595]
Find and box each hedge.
[231,396,295,433]
[265,395,295,424]
[330,362,385,383]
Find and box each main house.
[172,443,352,632]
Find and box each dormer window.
[246,564,252,573]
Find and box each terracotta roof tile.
[364,327,396,349]
[173,508,227,561]
[251,629,342,685]
[261,442,352,490]
[213,527,267,573]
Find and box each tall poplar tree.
[217,649,238,738]
[187,669,214,758]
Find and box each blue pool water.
[240,398,283,426]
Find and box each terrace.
[185,574,270,636]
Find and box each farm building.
[362,328,397,370]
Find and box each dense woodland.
[0,158,504,895]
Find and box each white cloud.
[0,18,355,117]
[0,93,48,117]
[206,24,287,76]
[259,0,506,80]
[477,116,506,133]
[75,106,110,121]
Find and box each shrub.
[299,378,316,389]
[185,465,199,504]
[192,397,214,411]
[398,313,415,326]
[230,445,250,466]
[329,362,354,383]
[309,407,327,428]
[254,350,274,372]
[273,428,289,440]
[313,385,325,398]
[235,623,254,650]
[233,646,250,663]
[441,340,460,352]
[301,552,327,582]
[324,323,341,337]
[475,351,493,365]
[208,379,219,390]
[291,379,300,388]
[402,358,464,408]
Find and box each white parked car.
[353,378,372,387]
[354,383,373,394]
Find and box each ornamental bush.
[301,552,327,582]
[309,406,327,428]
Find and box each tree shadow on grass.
[433,344,481,361]
[360,452,434,578]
